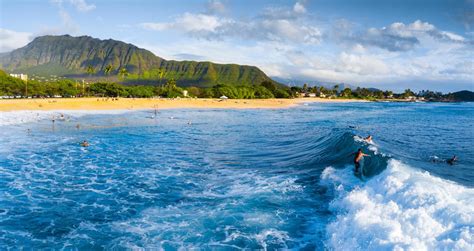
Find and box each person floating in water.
[430,155,458,165]
[354,148,370,174]
[365,135,373,143]
[447,155,457,165]
[80,140,90,147]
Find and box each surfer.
[354,148,369,173]
[447,155,457,165]
[80,140,90,147]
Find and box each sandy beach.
[0,97,367,111]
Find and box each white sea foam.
[0,109,134,126]
[321,159,474,251]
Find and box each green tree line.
[2,70,462,100]
[0,70,295,99]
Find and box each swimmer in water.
[80,140,90,147]
[365,135,373,143]
[447,155,457,165]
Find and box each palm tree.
[159,68,165,85]
[319,86,327,97]
[86,65,95,77]
[333,84,340,95]
[84,65,95,96]
[303,83,309,92]
[104,64,113,82]
[118,67,128,80]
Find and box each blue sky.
[1,0,473,91]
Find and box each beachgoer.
[81,140,89,147]
[365,135,373,143]
[354,148,369,173]
[447,155,457,165]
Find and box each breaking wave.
[321,141,474,250]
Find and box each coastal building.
[305,93,316,97]
[319,93,326,98]
[182,90,188,97]
[9,73,28,81]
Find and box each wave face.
[0,102,473,249]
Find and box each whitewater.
[0,102,473,250]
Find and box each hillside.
[446,90,474,102]
[0,35,274,87]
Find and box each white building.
[9,73,28,81]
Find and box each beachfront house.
[9,73,28,81]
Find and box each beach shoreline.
[0,97,368,112]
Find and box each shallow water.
[0,102,473,250]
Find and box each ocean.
[0,102,473,250]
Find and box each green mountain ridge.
[0,35,274,87]
[446,90,474,102]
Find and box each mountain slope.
[0,35,274,87]
[446,90,474,102]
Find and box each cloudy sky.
[1,0,473,91]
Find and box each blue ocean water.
[0,102,473,250]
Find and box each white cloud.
[140,10,321,44]
[51,0,96,12]
[293,1,306,14]
[337,52,389,75]
[69,0,96,12]
[0,28,33,53]
[59,8,79,32]
[257,19,321,43]
[140,22,170,31]
[348,20,470,52]
[141,13,227,34]
[44,0,93,36]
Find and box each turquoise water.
[0,102,473,250]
